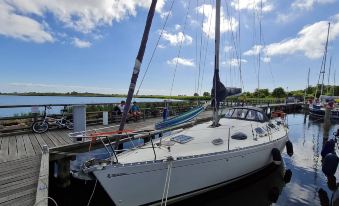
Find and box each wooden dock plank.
[0,187,36,204]
[0,137,9,162]
[0,159,40,174]
[8,137,17,160]
[16,135,26,157]
[0,153,40,206]
[34,133,47,149]
[40,133,55,148]
[22,134,36,156]
[46,132,65,146]
[28,134,41,154]
[53,130,73,144]
[1,193,35,206]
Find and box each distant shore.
[0,92,210,101]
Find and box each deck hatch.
[171,135,193,144]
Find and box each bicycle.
[32,106,73,133]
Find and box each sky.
[0,0,339,96]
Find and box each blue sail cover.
[155,106,205,130]
[211,69,241,107]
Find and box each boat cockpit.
[224,107,269,123]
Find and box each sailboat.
[75,1,291,205]
[308,23,339,119]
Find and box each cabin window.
[232,109,242,118]
[225,109,234,118]
[256,112,264,121]
[246,110,257,120]
[232,109,248,119]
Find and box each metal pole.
[116,0,158,147]
[304,68,310,104]
[213,0,221,126]
[320,22,331,96]
[228,128,230,150]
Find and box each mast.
[213,0,221,126]
[118,0,157,133]
[327,56,332,94]
[333,69,336,96]
[320,22,331,97]
[304,68,310,103]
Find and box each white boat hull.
[93,135,287,206]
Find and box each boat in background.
[309,95,339,119]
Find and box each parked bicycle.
[32,106,73,133]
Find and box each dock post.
[73,105,86,139]
[35,145,49,206]
[55,157,71,188]
[103,111,108,126]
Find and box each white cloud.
[277,0,335,24]
[160,10,172,19]
[197,4,238,38]
[224,45,233,52]
[162,31,193,46]
[1,0,167,37]
[276,13,300,24]
[222,59,247,67]
[73,38,92,48]
[262,57,271,63]
[243,45,263,56]
[231,0,274,13]
[157,44,166,49]
[0,2,54,43]
[245,15,339,60]
[174,24,182,31]
[265,17,339,59]
[167,57,195,67]
[292,0,336,10]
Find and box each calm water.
[49,114,339,206]
[0,95,172,117]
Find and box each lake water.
[49,114,339,206]
[0,95,172,117]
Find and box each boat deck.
[118,118,288,163]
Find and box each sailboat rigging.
[72,1,291,205]
[309,22,339,119]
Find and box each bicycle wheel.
[65,121,74,130]
[32,121,49,133]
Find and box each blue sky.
[0,0,339,95]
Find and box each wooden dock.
[0,103,303,205]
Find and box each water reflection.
[173,164,290,206]
[282,114,338,206]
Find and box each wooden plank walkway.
[0,154,41,206]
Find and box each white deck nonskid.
[117,117,287,164]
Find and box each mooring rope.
[34,197,59,206]
[161,159,173,206]
[86,179,98,206]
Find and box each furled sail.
[211,72,242,107]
